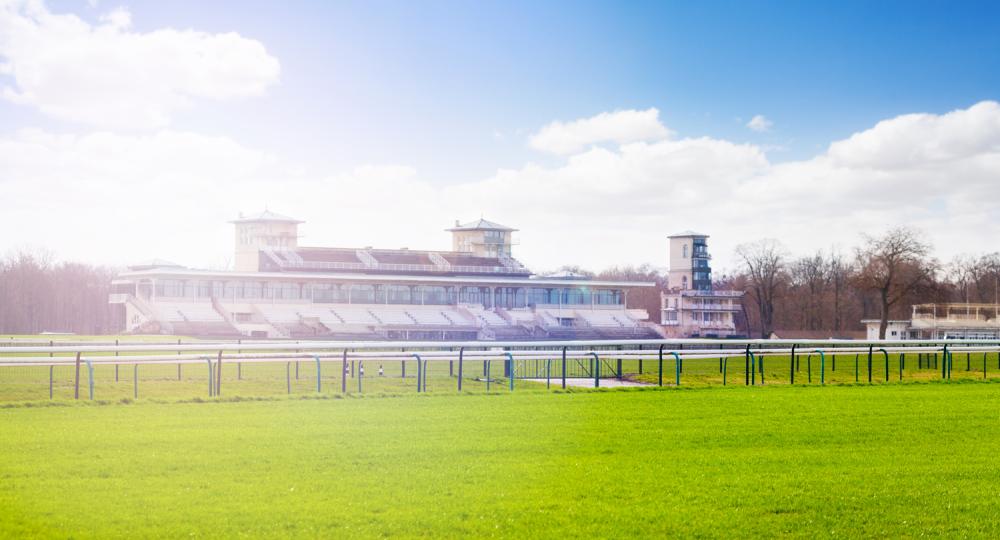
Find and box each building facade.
[110,212,658,341]
[863,303,1000,340]
[660,231,743,338]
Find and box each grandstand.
[109,212,659,340]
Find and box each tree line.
[0,250,119,335]
[729,228,1000,338]
[2,229,998,338]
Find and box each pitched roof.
[447,218,517,232]
[668,230,709,238]
[230,210,303,223]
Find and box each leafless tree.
[827,250,854,331]
[853,228,937,339]
[598,264,666,323]
[736,239,787,338]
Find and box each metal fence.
[1,338,999,402]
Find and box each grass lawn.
[2,382,1000,538]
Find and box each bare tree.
[853,228,937,339]
[827,250,854,331]
[598,264,666,323]
[789,252,827,330]
[735,239,787,338]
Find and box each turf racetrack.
[2,383,999,538]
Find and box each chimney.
[455,219,460,227]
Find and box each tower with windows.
[231,210,302,271]
[447,218,517,258]
[661,230,743,338]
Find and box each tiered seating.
[464,305,508,326]
[505,309,537,325]
[155,301,224,322]
[406,308,452,325]
[597,327,660,339]
[329,306,378,325]
[440,309,475,326]
[256,304,302,324]
[369,307,415,325]
[610,313,639,327]
[293,305,344,328]
[576,310,625,327]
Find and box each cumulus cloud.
[0,0,280,129]
[2,102,1000,274]
[528,108,672,155]
[746,114,773,132]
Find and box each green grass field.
[3,382,1000,538]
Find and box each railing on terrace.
[2,338,999,401]
[278,260,526,274]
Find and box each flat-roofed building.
[660,231,743,338]
[863,303,1000,340]
[110,212,658,341]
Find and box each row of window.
[138,280,623,308]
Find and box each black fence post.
[790,344,796,385]
[867,345,873,383]
[561,347,568,389]
[658,344,664,387]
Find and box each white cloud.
[528,108,672,155]
[2,102,1000,275]
[0,0,280,129]
[746,114,773,132]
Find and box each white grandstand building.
[109,212,660,340]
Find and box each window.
[683,244,688,258]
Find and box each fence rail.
[1,338,998,401]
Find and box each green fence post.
[879,349,889,382]
[414,354,422,393]
[205,357,213,397]
[722,356,728,385]
[899,352,904,380]
[457,347,464,391]
[133,364,138,399]
[854,353,859,382]
[546,357,551,389]
[286,361,291,394]
[74,351,81,400]
[85,359,94,400]
[670,352,682,386]
[506,352,515,392]
[216,350,223,397]
[317,355,324,393]
[759,354,765,385]
[750,350,756,386]
[486,358,492,392]
[807,353,812,383]
[341,350,349,393]
[815,350,826,385]
[358,360,363,393]
[49,365,53,399]
[590,352,600,388]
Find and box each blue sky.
[2,0,1000,270]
